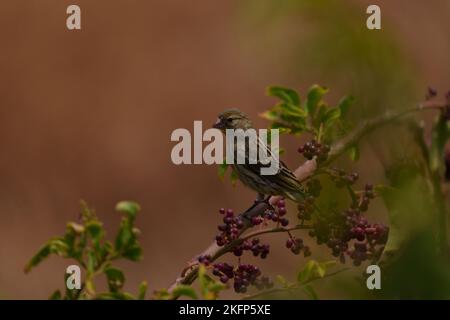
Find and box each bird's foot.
[253,195,274,211]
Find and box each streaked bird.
[213,109,307,203]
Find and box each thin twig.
[242,268,349,300]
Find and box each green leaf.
[115,219,133,251]
[104,266,125,292]
[276,275,289,287]
[197,265,225,300]
[337,95,355,117]
[122,244,143,261]
[279,102,307,117]
[25,238,71,273]
[322,108,341,127]
[172,285,198,300]
[24,244,51,273]
[348,144,360,161]
[267,86,300,106]
[208,282,227,293]
[86,220,103,242]
[305,85,328,115]
[297,260,336,284]
[67,222,85,235]
[116,201,141,220]
[153,289,171,300]
[297,260,317,284]
[138,281,147,300]
[260,110,279,121]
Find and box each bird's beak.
[213,118,224,129]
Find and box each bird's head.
[213,109,253,131]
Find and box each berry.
[280,218,289,227]
[298,140,330,163]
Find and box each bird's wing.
[234,135,306,193]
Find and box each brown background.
[0,0,449,299]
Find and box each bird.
[213,108,307,203]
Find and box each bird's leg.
[255,193,265,203]
[254,193,274,211]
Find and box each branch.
[325,103,444,165]
[167,102,444,296]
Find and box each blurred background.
[0,0,449,299]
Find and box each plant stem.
[242,268,348,300]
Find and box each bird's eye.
[227,118,233,123]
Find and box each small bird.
[213,109,307,203]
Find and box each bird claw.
[254,195,274,211]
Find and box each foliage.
[25,201,147,300]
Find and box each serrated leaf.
[267,86,300,106]
[305,85,328,115]
[172,285,198,300]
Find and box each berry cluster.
[212,262,273,293]
[285,237,311,256]
[215,208,244,246]
[301,180,388,265]
[262,199,289,227]
[234,238,270,258]
[298,140,330,163]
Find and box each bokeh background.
[0,0,449,299]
